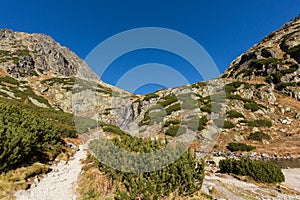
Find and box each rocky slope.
[1,14,300,200]
[0,29,129,112]
[1,15,300,157]
[92,15,300,158]
[223,15,300,100]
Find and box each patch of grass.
[276,82,298,90]
[255,83,266,89]
[248,131,271,141]
[0,58,8,63]
[198,116,208,131]
[226,94,244,101]
[226,81,251,90]
[37,68,45,74]
[226,142,256,152]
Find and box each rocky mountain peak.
[0,29,97,80]
[223,15,300,100]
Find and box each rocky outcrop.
[0,29,98,79]
[223,15,300,101]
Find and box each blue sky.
[1,0,300,94]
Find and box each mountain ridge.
[1,14,300,200]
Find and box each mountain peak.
[223,15,300,100]
[0,29,98,80]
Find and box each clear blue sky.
[1,0,299,94]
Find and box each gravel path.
[14,144,87,200]
[282,168,300,192]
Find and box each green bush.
[247,120,272,127]
[219,158,285,183]
[227,110,245,118]
[226,142,256,152]
[248,131,271,141]
[271,72,283,84]
[244,102,259,112]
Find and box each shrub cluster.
[0,97,76,172]
[219,158,285,183]
[247,120,272,127]
[226,142,256,152]
[227,110,245,118]
[244,102,259,112]
[248,131,271,141]
[89,135,205,199]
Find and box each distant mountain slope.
[0,29,129,112]
[0,15,299,158]
[1,15,300,200]
[108,15,300,157]
[223,15,300,100]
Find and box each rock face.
[0,29,128,112]
[0,29,97,79]
[223,15,300,101]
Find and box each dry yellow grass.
[76,155,115,200]
[0,163,49,200]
